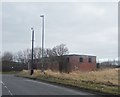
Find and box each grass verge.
[16,69,120,95]
[2,71,19,74]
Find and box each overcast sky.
[2,2,118,60]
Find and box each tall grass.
[17,68,119,94]
[21,68,119,85]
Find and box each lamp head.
[40,15,44,17]
[31,27,34,30]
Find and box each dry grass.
[17,68,119,94]
[21,68,119,85]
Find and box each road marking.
[1,81,5,85]
[4,86,7,88]
[1,81,13,96]
[8,90,13,96]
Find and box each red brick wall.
[68,55,96,72]
[36,55,96,72]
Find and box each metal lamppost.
[40,15,44,73]
[30,27,34,75]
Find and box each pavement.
[1,74,109,96]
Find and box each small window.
[79,57,83,62]
[88,58,92,63]
[67,57,69,63]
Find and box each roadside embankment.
[16,68,120,95]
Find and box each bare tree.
[45,48,53,57]
[15,49,31,64]
[23,49,31,64]
[2,51,13,62]
[33,47,41,59]
[52,44,69,56]
[15,51,25,63]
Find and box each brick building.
[64,54,96,72]
[35,54,96,72]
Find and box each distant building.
[35,54,96,72]
[98,60,119,69]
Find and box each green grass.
[2,71,19,74]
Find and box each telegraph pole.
[40,15,44,73]
[30,27,34,75]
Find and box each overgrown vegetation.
[16,68,119,95]
[1,44,69,72]
[2,61,27,72]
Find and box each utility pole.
[40,15,44,73]
[30,27,34,75]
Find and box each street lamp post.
[40,15,44,73]
[30,27,34,75]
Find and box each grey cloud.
[2,2,118,60]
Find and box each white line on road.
[8,90,13,96]
[4,86,7,88]
[1,81,13,96]
[1,81,5,85]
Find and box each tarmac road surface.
[1,74,108,96]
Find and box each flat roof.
[64,54,96,57]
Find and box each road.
[1,74,104,96]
